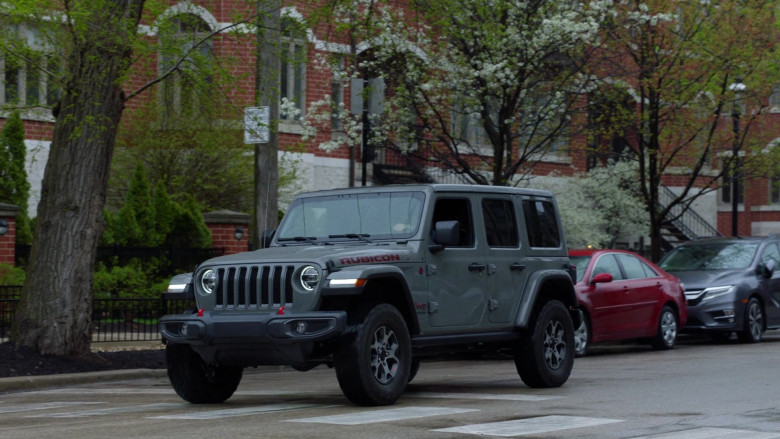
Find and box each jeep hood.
[668,269,747,290]
[196,242,422,269]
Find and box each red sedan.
[569,249,688,356]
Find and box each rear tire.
[574,314,590,357]
[515,300,574,388]
[737,298,764,343]
[650,306,678,350]
[166,344,243,404]
[335,304,411,406]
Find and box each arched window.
[158,13,213,122]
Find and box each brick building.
[3,0,780,249]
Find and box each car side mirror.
[429,220,459,254]
[262,229,275,248]
[590,272,613,285]
[762,259,776,278]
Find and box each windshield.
[659,242,759,271]
[568,255,592,282]
[276,191,426,242]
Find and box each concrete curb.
[0,369,168,393]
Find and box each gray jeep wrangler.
[160,184,578,406]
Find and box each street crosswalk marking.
[630,427,780,439]
[28,403,181,418]
[288,406,478,425]
[150,403,330,420]
[433,415,623,437]
[405,391,562,401]
[0,402,103,415]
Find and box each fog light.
[296,322,307,334]
[181,323,188,336]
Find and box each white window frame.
[157,14,213,120]
[1,24,58,109]
[279,18,307,121]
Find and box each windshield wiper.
[277,236,319,245]
[329,233,373,243]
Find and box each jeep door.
[426,196,488,327]
[480,197,528,324]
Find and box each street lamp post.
[730,78,746,237]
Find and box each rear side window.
[616,254,657,279]
[482,198,519,247]
[522,200,561,248]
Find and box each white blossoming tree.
[537,160,648,249]
[304,0,612,186]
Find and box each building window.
[331,56,345,131]
[280,17,306,121]
[0,25,60,108]
[770,178,780,205]
[769,84,780,112]
[451,99,492,150]
[158,13,213,122]
[721,175,744,204]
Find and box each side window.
[431,198,474,247]
[761,243,780,266]
[482,198,518,247]
[616,254,654,279]
[522,200,561,248]
[591,254,624,281]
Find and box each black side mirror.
[262,229,275,248]
[429,220,459,253]
[762,259,776,278]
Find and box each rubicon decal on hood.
[339,254,401,265]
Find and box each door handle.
[510,263,526,272]
[468,263,487,272]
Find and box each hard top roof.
[294,184,554,198]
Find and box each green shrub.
[0,263,25,285]
[93,262,167,299]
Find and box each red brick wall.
[0,217,16,266]
[208,223,250,255]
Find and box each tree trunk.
[12,0,145,356]
[253,0,281,249]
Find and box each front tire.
[335,304,411,406]
[166,344,243,404]
[650,306,678,350]
[515,300,574,388]
[737,297,764,343]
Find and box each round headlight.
[300,266,319,291]
[201,269,217,295]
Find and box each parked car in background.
[658,237,780,343]
[569,249,687,356]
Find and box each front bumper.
[683,298,741,332]
[160,310,347,365]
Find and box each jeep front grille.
[214,265,295,309]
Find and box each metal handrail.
[658,185,722,240]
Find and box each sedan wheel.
[650,306,677,350]
[737,298,764,343]
[574,318,589,357]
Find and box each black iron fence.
[0,285,194,342]
[15,245,225,273]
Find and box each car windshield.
[276,191,426,242]
[569,255,592,282]
[659,242,759,271]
